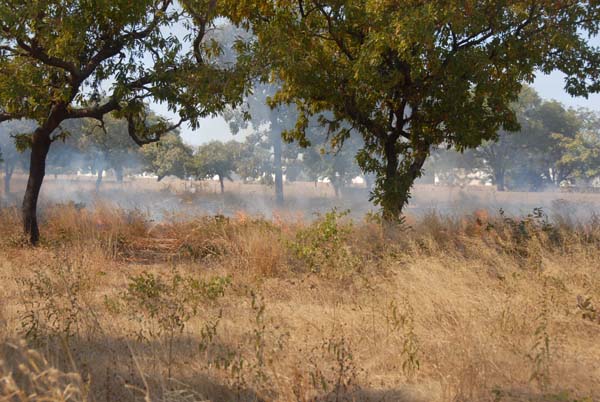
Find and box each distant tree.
[236,133,274,184]
[556,109,600,186]
[472,87,542,191]
[192,141,243,193]
[0,0,244,244]
[141,132,193,181]
[0,120,35,195]
[522,101,581,187]
[81,113,158,190]
[41,118,88,179]
[228,1,600,222]
[224,83,300,204]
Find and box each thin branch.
[313,3,355,61]
[67,98,121,120]
[81,0,173,78]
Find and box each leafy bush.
[289,209,359,276]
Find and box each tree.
[492,96,581,191]
[224,83,299,205]
[556,109,600,185]
[141,131,193,181]
[529,101,581,187]
[235,132,275,184]
[422,147,478,186]
[0,120,35,196]
[81,112,158,190]
[227,1,600,221]
[472,86,542,191]
[0,0,244,243]
[192,140,242,193]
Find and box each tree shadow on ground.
[314,387,430,402]
[488,387,598,402]
[1,335,266,402]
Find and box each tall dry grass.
[0,203,599,401]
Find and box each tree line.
[3,85,599,197]
[0,107,363,197]
[0,1,598,243]
[425,86,600,191]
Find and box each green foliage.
[79,113,145,180]
[121,270,230,340]
[0,0,248,244]
[420,88,600,191]
[555,110,600,185]
[226,0,600,219]
[195,290,289,399]
[498,207,560,256]
[302,126,363,195]
[141,131,193,181]
[0,120,33,195]
[0,0,238,128]
[117,269,230,379]
[224,81,302,192]
[289,208,357,275]
[236,133,275,184]
[192,140,243,191]
[382,298,421,380]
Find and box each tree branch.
[15,37,80,77]
[127,116,184,146]
[81,0,173,78]
[0,111,16,123]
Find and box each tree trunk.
[273,133,284,206]
[332,180,341,198]
[115,166,124,183]
[495,169,505,191]
[4,164,14,196]
[95,168,103,192]
[219,174,224,194]
[380,139,428,223]
[22,130,52,245]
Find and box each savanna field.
[1,179,600,402]
[2,1,600,401]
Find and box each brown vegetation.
[0,202,599,401]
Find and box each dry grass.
[1,202,600,401]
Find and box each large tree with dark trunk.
[227,0,600,222]
[0,0,244,244]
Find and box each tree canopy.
[192,140,243,193]
[226,0,600,220]
[141,131,193,181]
[0,0,246,243]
